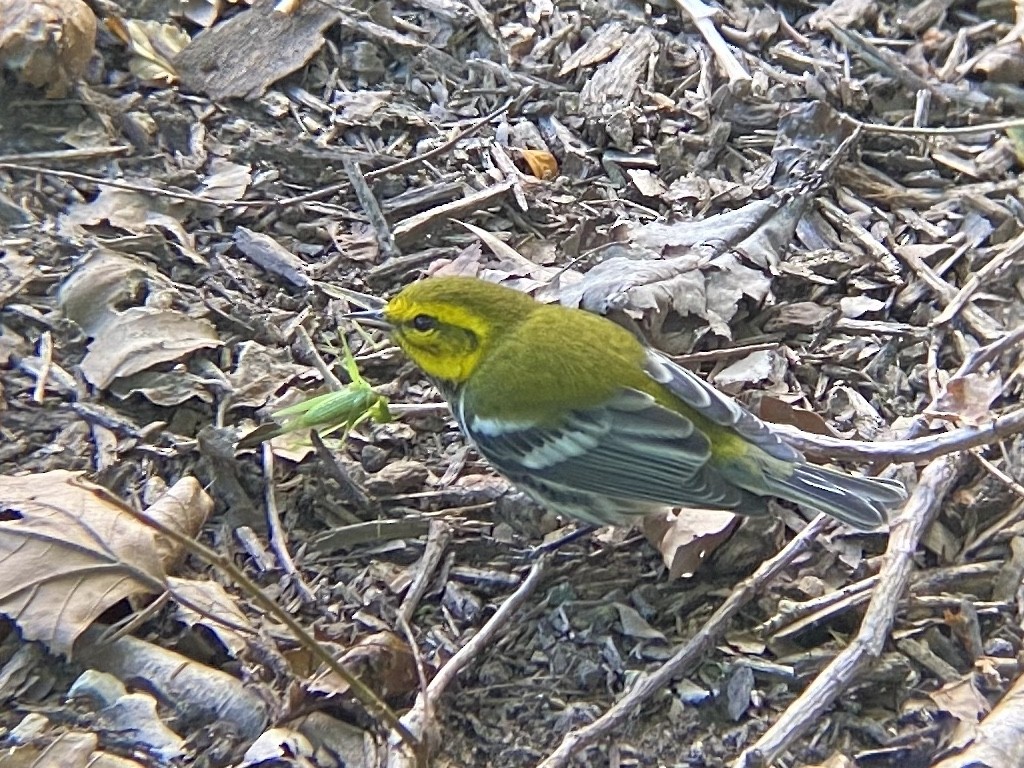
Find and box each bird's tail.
[763,464,907,531]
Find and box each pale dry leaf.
[0,0,97,97]
[57,250,169,336]
[0,470,166,656]
[936,373,1003,426]
[144,477,213,570]
[628,169,667,198]
[712,349,785,394]
[562,217,773,337]
[79,307,221,390]
[169,578,254,657]
[643,509,739,579]
[758,396,841,438]
[763,301,835,332]
[929,676,991,723]
[58,188,202,263]
[612,603,666,641]
[197,158,252,201]
[106,17,189,85]
[227,341,314,409]
[308,631,418,701]
[839,295,886,317]
[827,385,887,437]
[335,90,390,122]
[0,249,39,304]
[109,369,215,407]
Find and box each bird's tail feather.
[764,464,907,531]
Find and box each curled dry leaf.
[105,17,190,85]
[758,395,842,438]
[935,373,1003,426]
[518,149,558,180]
[57,250,170,336]
[0,0,97,97]
[169,577,255,658]
[643,509,739,579]
[308,631,419,703]
[79,307,221,390]
[0,471,212,657]
[928,676,990,729]
[712,349,786,394]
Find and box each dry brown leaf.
[0,472,213,657]
[308,631,419,702]
[58,188,201,262]
[628,169,667,198]
[0,471,166,656]
[839,296,886,318]
[613,603,666,641]
[518,149,558,180]
[79,307,220,390]
[935,373,1003,426]
[197,159,253,202]
[712,349,786,394]
[57,250,170,336]
[169,578,255,657]
[0,0,97,97]
[643,509,739,579]
[105,17,189,85]
[758,396,842,438]
[929,676,991,724]
[0,249,40,305]
[145,478,213,569]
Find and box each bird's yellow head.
[380,277,539,386]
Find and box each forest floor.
[2,0,1024,766]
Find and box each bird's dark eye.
[411,314,437,332]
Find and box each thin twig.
[673,0,750,84]
[733,455,962,768]
[344,159,400,261]
[388,554,549,768]
[537,517,829,768]
[0,163,236,207]
[398,520,453,626]
[773,405,1024,463]
[365,96,519,181]
[261,443,316,603]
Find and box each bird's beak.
[345,308,392,330]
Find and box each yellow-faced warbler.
[354,277,906,529]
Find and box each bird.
[351,276,907,530]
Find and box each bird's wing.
[459,388,748,509]
[643,349,803,463]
